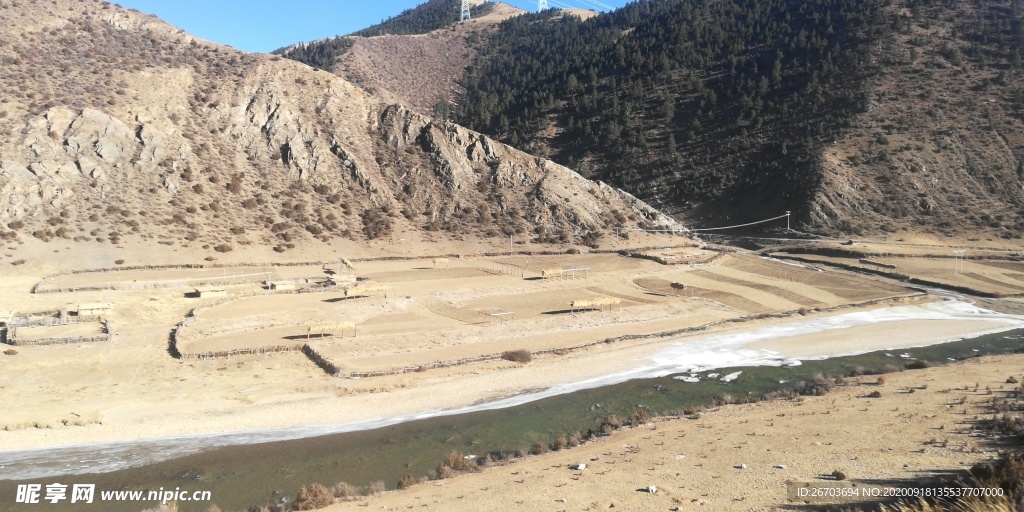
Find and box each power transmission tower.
[460,0,472,21]
[538,0,549,11]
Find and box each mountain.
[294,0,1023,238]
[278,1,525,116]
[0,0,676,257]
[453,0,1024,237]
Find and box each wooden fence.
[5,334,110,346]
[302,344,343,377]
[180,344,304,360]
[3,318,110,347]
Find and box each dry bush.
[600,414,623,435]
[550,436,568,451]
[3,349,17,356]
[832,469,847,481]
[437,450,478,478]
[366,480,386,496]
[501,349,532,363]
[867,390,883,398]
[629,409,652,425]
[396,474,416,490]
[331,481,360,499]
[213,243,233,253]
[292,483,333,510]
[905,360,934,370]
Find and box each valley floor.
[0,235,1021,462]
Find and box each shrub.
[213,243,233,253]
[114,259,125,265]
[397,474,416,490]
[876,376,886,385]
[1008,376,1019,384]
[292,483,333,510]
[501,349,532,363]
[331,481,359,498]
[600,414,623,433]
[3,349,17,356]
[551,436,568,451]
[905,360,933,370]
[366,481,385,496]
[832,470,847,481]
[969,451,1024,497]
[629,409,652,425]
[867,390,882,398]
[437,450,477,477]
[360,208,392,240]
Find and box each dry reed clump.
[905,360,935,370]
[331,481,361,500]
[630,409,652,425]
[366,481,386,496]
[792,373,836,396]
[891,452,1024,512]
[292,483,334,510]
[881,364,901,373]
[550,436,568,451]
[396,474,416,490]
[501,349,532,363]
[600,414,623,435]
[437,450,478,479]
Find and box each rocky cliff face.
[0,0,675,252]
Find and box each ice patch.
[722,371,743,382]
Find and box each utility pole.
[953,249,965,274]
[785,211,791,231]
[460,0,471,21]
[538,0,549,11]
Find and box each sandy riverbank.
[325,352,1024,512]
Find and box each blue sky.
[112,1,629,53]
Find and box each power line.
[690,213,790,232]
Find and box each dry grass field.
[773,247,1024,297]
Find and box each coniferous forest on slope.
[278,0,1024,235]
[454,0,890,224]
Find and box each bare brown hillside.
[811,0,1024,238]
[337,2,524,114]
[0,0,676,258]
